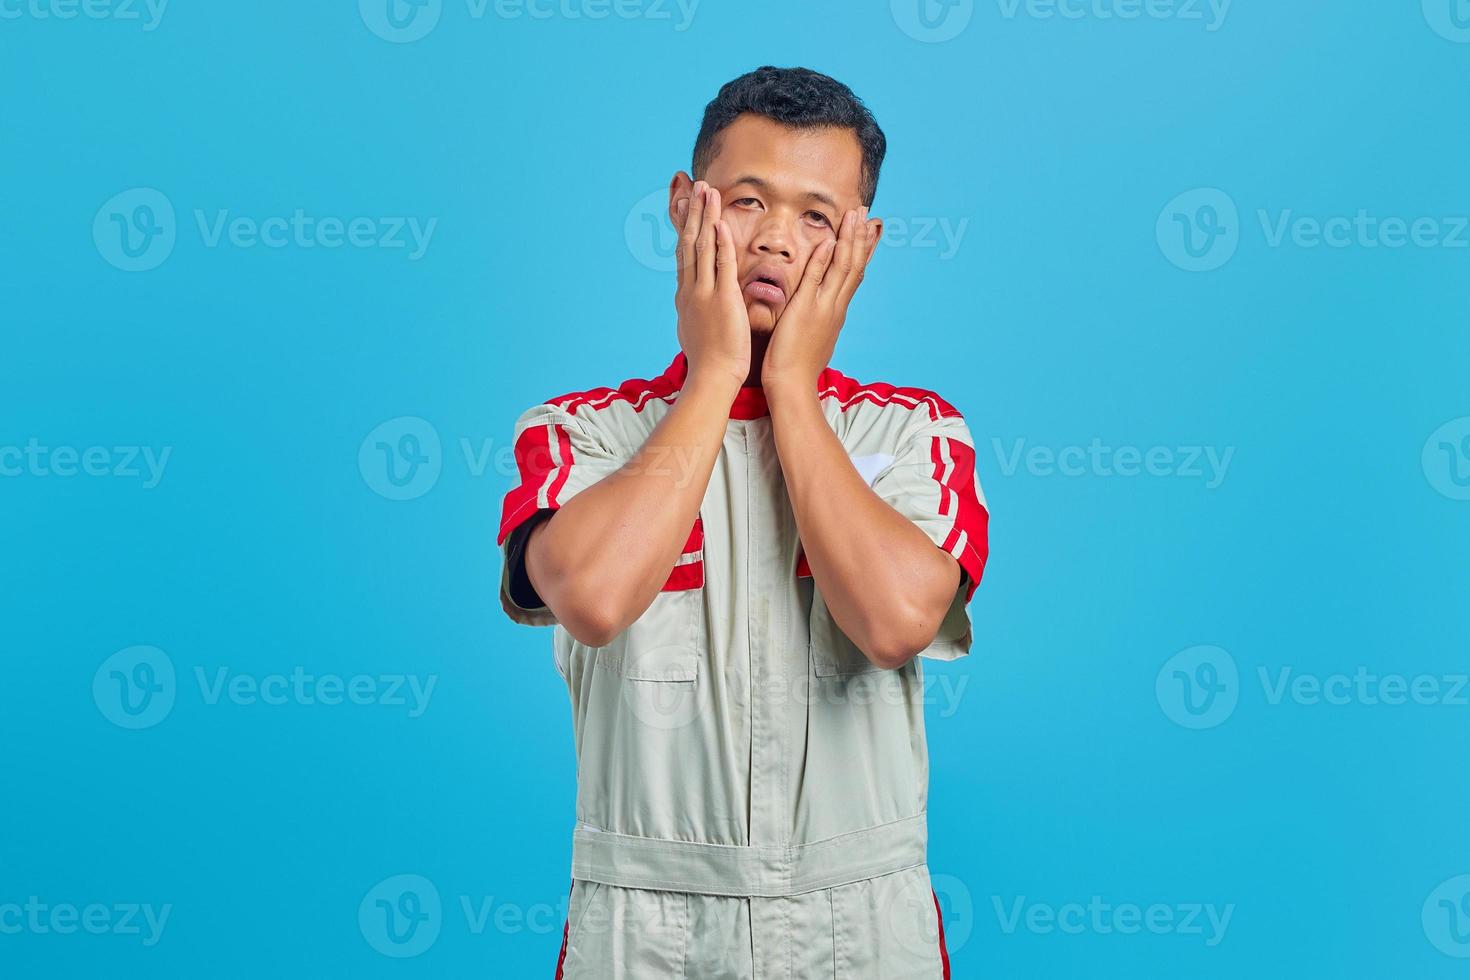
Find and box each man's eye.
[732,197,760,208]
[805,211,832,227]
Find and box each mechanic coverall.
[497,351,989,979]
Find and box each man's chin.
[745,302,781,334]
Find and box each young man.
[498,66,989,979]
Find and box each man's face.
[669,113,875,333]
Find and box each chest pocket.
[594,517,705,682]
[808,586,884,676]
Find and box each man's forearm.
[767,382,959,668]
[526,370,739,646]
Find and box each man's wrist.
[682,366,744,408]
[763,374,821,414]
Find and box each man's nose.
[749,215,794,260]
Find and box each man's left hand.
[761,206,881,394]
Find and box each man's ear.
[668,171,695,228]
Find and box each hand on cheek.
[673,181,753,389]
[763,207,879,393]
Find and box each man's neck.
[744,331,770,388]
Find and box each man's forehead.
[704,114,864,204]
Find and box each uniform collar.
[657,351,844,421]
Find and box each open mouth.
[743,271,787,306]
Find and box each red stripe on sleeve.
[497,422,563,546]
[544,423,574,505]
[930,436,953,517]
[935,436,990,601]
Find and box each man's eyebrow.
[728,175,839,212]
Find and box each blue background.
[3,1,1469,976]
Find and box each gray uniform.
[498,351,989,979]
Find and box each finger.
[863,210,881,265]
[821,209,858,303]
[858,207,879,264]
[673,196,689,290]
[791,236,837,304]
[696,187,720,287]
[677,180,707,285]
[837,206,879,303]
[714,219,739,292]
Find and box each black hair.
[691,66,887,207]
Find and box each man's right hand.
[521,180,747,646]
[673,180,750,389]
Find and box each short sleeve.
[868,412,990,661]
[496,402,624,627]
